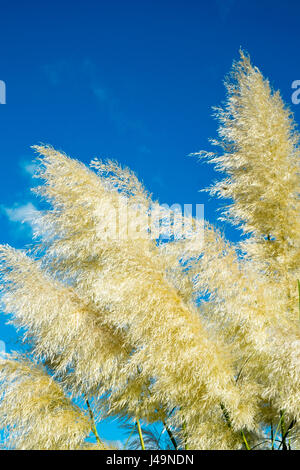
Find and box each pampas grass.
[0,52,299,450]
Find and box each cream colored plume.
[0,51,299,450]
[0,356,91,450]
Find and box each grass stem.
[136,418,145,450]
[86,399,103,447]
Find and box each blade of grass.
[123,421,137,450]
[280,410,287,450]
[270,420,274,449]
[162,419,178,450]
[271,411,285,450]
[220,403,250,450]
[278,418,296,451]
[250,439,270,450]
[182,421,189,450]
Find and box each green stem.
[124,422,137,450]
[136,418,145,450]
[270,420,274,450]
[250,439,271,450]
[220,402,232,428]
[136,363,179,451]
[241,431,251,450]
[279,418,296,451]
[280,410,287,450]
[182,421,188,450]
[162,420,178,450]
[221,403,250,450]
[86,399,103,447]
[271,411,285,449]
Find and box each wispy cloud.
[0,340,5,358]
[151,174,165,188]
[138,145,151,155]
[42,57,148,136]
[90,83,125,129]
[43,60,69,86]
[88,76,142,133]
[215,0,236,21]
[2,202,40,234]
[19,159,39,177]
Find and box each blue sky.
[0,0,300,444]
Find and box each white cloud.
[0,340,6,358]
[2,202,40,232]
[20,160,39,177]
